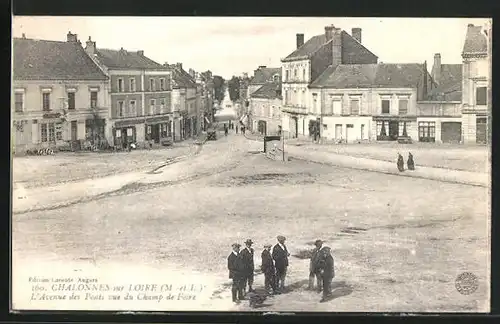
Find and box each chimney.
[325,25,335,42]
[432,53,441,84]
[85,36,96,55]
[331,27,342,68]
[352,28,362,43]
[137,50,144,56]
[67,31,78,42]
[176,63,183,70]
[296,33,304,49]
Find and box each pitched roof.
[462,25,488,55]
[169,66,197,88]
[427,64,462,101]
[282,31,378,63]
[250,82,282,99]
[310,63,426,89]
[250,67,281,85]
[95,48,165,70]
[13,38,108,80]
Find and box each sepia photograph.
[10,16,491,313]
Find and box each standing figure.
[240,239,255,294]
[224,124,229,136]
[227,243,245,303]
[272,235,290,293]
[308,239,324,292]
[397,153,405,172]
[261,244,277,294]
[407,152,415,170]
[317,246,335,303]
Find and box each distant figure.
[309,240,324,291]
[228,243,245,303]
[272,235,290,293]
[407,152,415,170]
[224,124,228,136]
[261,244,277,294]
[240,239,255,294]
[236,126,239,134]
[317,246,335,303]
[397,153,405,172]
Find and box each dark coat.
[317,248,335,279]
[272,243,290,271]
[407,153,415,170]
[261,249,275,274]
[227,252,244,279]
[309,247,322,273]
[397,155,405,172]
[240,247,255,274]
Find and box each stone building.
[461,23,490,144]
[248,66,281,96]
[12,32,109,153]
[280,25,378,139]
[84,37,173,148]
[249,82,282,136]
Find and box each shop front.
[113,119,140,149]
[373,116,417,141]
[145,115,172,144]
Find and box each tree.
[227,76,241,101]
[213,75,225,102]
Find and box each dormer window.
[273,74,280,82]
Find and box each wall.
[321,116,372,142]
[417,116,462,143]
[249,97,282,135]
[282,59,310,83]
[417,101,461,117]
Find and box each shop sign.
[43,112,61,119]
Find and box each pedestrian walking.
[261,244,277,294]
[317,246,335,303]
[407,152,415,170]
[308,239,324,292]
[227,243,245,303]
[397,153,405,172]
[240,239,255,294]
[272,235,290,293]
[224,124,228,136]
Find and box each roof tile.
[250,67,281,85]
[96,48,165,70]
[462,25,488,54]
[250,82,282,99]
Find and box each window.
[160,78,165,91]
[273,75,280,82]
[41,124,48,142]
[116,129,122,138]
[312,94,318,114]
[332,99,342,115]
[150,99,155,114]
[476,87,487,105]
[150,79,155,91]
[350,99,360,115]
[118,101,124,117]
[67,92,76,110]
[55,123,63,140]
[381,99,390,114]
[376,121,389,139]
[294,69,298,78]
[361,124,365,140]
[130,78,136,92]
[41,123,55,142]
[160,98,165,112]
[129,100,136,116]
[90,91,98,108]
[285,70,289,81]
[302,69,306,81]
[14,92,24,112]
[398,122,408,137]
[418,121,436,142]
[118,78,124,92]
[42,92,51,111]
[398,99,408,115]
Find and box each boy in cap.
[240,239,255,293]
[272,235,290,292]
[261,244,277,294]
[227,243,245,303]
[309,239,324,292]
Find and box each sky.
[12,16,490,80]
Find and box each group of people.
[227,236,335,304]
[397,152,415,172]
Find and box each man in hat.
[240,239,255,293]
[227,243,245,303]
[272,235,290,292]
[317,246,335,303]
[309,239,324,292]
[261,244,277,294]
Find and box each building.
[12,32,109,153]
[461,23,490,144]
[309,63,433,142]
[248,66,281,96]
[280,25,378,139]
[416,53,463,143]
[165,63,200,140]
[195,70,215,131]
[84,37,173,148]
[249,82,283,136]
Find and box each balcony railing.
[282,104,307,114]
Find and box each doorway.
[388,121,399,140]
[476,117,487,144]
[335,124,342,140]
[151,124,160,143]
[71,121,78,141]
[346,124,354,143]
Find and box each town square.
[11,17,491,312]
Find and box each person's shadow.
[321,280,354,302]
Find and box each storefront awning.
[372,115,417,122]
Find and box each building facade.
[461,23,490,144]
[248,66,281,96]
[12,32,110,153]
[248,82,282,136]
[84,37,173,148]
[280,25,378,139]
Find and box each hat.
[245,239,254,245]
[263,244,272,248]
[231,243,241,248]
[314,239,323,246]
[277,235,286,241]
